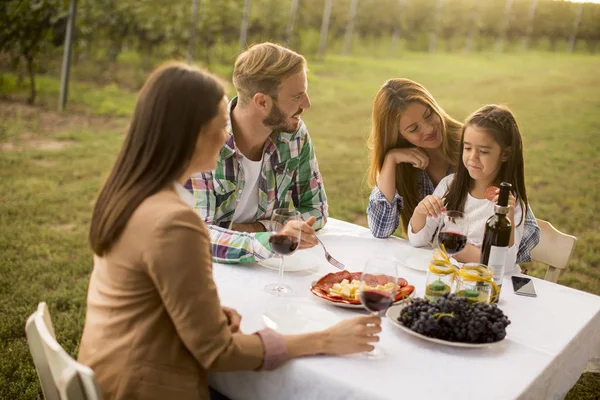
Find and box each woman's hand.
[415,195,445,218]
[222,307,242,333]
[377,147,429,203]
[279,216,318,249]
[385,147,430,170]
[320,315,382,355]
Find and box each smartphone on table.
[511,276,537,297]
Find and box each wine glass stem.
[369,311,381,355]
[277,255,285,287]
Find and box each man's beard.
[263,101,302,132]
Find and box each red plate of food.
[309,270,415,309]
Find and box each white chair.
[25,302,103,400]
[530,219,577,283]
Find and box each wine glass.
[435,211,469,256]
[264,209,301,296]
[359,258,398,359]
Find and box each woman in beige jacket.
[78,62,381,400]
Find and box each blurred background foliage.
[1,0,599,102]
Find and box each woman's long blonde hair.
[367,78,462,233]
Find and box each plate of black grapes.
[386,294,510,348]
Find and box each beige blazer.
[78,186,265,400]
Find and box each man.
[188,42,327,263]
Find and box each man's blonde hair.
[233,42,307,105]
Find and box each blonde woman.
[80,63,381,400]
[366,78,540,263]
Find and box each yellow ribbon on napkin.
[428,248,457,277]
[458,264,501,304]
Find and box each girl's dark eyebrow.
[463,141,492,149]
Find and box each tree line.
[1,0,599,104]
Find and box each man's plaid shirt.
[187,98,328,264]
[367,169,540,264]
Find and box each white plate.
[262,302,341,334]
[400,253,432,272]
[258,246,324,272]
[385,303,505,348]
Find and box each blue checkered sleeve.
[516,205,541,264]
[367,185,404,238]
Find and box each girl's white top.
[408,174,524,275]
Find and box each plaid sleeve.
[207,226,274,264]
[190,172,275,264]
[516,205,541,264]
[190,172,216,225]
[367,185,404,238]
[291,129,328,230]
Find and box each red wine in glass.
[437,231,467,255]
[359,259,398,359]
[269,234,300,255]
[264,208,301,296]
[360,290,394,313]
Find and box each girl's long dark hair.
[89,63,225,256]
[444,104,528,226]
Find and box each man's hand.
[231,222,267,233]
[280,216,319,249]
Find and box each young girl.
[366,78,539,265]
[408,104,529,274]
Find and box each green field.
[1,52,599,398]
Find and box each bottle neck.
[494,205,509,215]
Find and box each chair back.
[530,219,577,283]
[25,302,103,400]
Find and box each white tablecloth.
[209,218,600,400]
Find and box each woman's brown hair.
[444,104,528,226]
[367,78,462,233]
[89,62,225,256]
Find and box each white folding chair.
[25,302,103,400]
[530,219,577,283]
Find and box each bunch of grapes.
[398,293,510,343]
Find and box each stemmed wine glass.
[359,258,398,359]
[264,209,301,296]
[435,211,469,256]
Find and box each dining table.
[208,218,600,400]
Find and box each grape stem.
[432,312,455,321]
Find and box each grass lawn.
[1,52,599,399]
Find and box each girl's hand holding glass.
[415,195,445,218]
